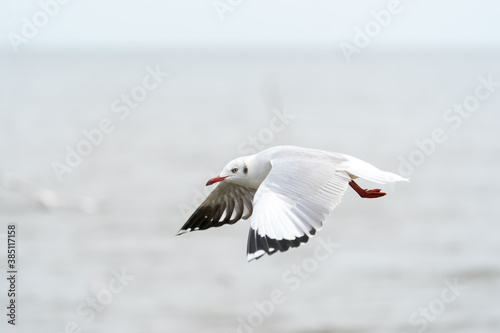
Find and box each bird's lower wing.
[247,158,351,261]
[177,182,256,235]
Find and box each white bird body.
[177,145,408,261]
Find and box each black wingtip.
[246,228,310,261]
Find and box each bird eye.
[231,167,238,173]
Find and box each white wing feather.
[343,154,409,184]
[247,157,351,261]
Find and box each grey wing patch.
[176,182,256,235]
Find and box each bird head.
[206,157,249,186]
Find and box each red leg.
[349,180,386,199]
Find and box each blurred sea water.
[0,52,499,333]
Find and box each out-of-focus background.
[1,1,499,332]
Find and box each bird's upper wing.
[177,182,256,235]
[247,157,351,261]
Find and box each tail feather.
[343,155,409,184]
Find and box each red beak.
[206,175,227,186]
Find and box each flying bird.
[177,146,408,261]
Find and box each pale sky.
[1,0,499,53]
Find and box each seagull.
[177,145,408,261]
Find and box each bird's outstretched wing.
[177,182,256,235]
[247,157,351,261]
